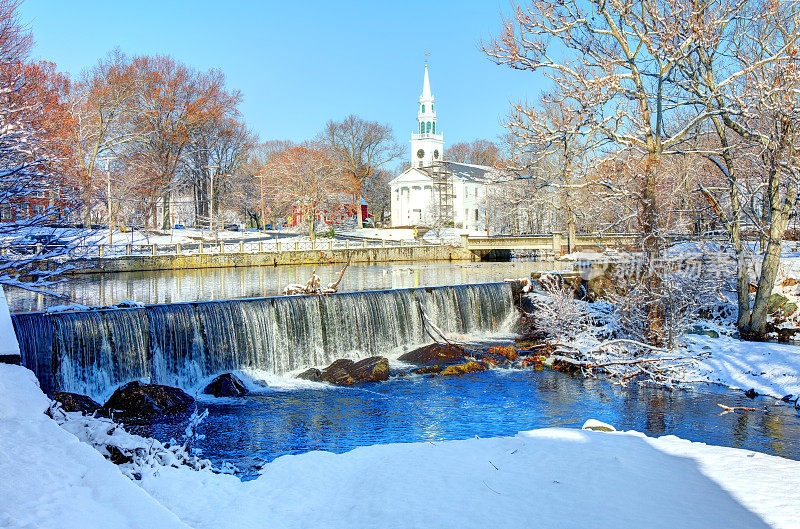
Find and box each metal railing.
[0,236,459,259]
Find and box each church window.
[421,104,425,113]
[420,123,425,134]
[432,123,435,134]
[426,121,431,133]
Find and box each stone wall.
[61,245,478,274]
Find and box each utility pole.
[103,158,113,245]
[259,174,266,233]
[206,164,218,240]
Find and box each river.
[6,260,585,313]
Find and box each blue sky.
[19,0,543,154]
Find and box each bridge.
[460,233,639,259]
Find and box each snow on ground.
[558,250,615,261]
[0,365,189,529]
[689,335,800,398]
[0,288,19,357]
[3,363,800,529]
[139,424,800,529]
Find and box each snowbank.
[0,287,19,358]
[689,335,800,398]
[3,363,800,529]
[139,425,800,529]
[0,365,189,529]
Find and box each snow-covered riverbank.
[2,361,800,529]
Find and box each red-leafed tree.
[266,142,356,240]
[0,0,80,292]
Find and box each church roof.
[390,161,505,186]
[441,161,504,183]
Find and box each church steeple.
[417,65,437,136]
[422,64,432,99]
[411,64,443,168]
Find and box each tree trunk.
[568,212,576,253]
[742,159,797,337]
[161,193,171,230]
[308,202,316,241]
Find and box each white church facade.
[390,65,500,231]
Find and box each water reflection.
[130,369,800,479]
[6,260,582,313]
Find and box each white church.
[389,65,501,231]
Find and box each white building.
[390,65,500,231]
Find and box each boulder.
[769,293,789,313]
[102,381,195,419]
[398,343,468,364]
[412,365,442,375]
[321,359,356,385]
[53,392,102,415]
[299,357,392,386]
[438,361,487,377]
[202,373,248,398]
[348,356,390,383]
[781,302,798,318]
[296,368,322,382]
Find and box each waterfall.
[11,283,514,398]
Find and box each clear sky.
[19,0,543,155]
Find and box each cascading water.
[11,283,514,398]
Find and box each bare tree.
[0,0,80,293]
[320,115,403,228]
[683,0,800,338]
[266,142,355,240]
[483,0,791,344]
[71,49,140,229]
[447,139,505,167]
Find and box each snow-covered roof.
[442,161,504,183]
[390,161,506,187]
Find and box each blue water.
[130,368,800,479]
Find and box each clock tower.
[410,65,444,168]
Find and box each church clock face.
[417,149,424,159]
[434,149,439,159]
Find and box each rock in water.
[307,357,392,385]
[438,361,487,376]
[398,343,468,364]
[53,392,102,415]
[412,365,442,375]
[349,357,390,383]
[744,388,759,399]
[296,368,322,382]
[581,419,616,432]
[203,373,248,398]
[102,381,195,419]
[321,359,356,385]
